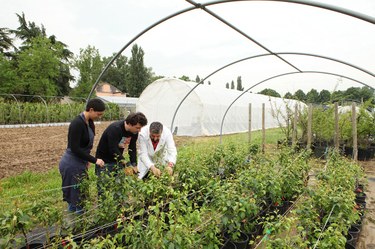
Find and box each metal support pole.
[352,103,358,161]
[334,102,339,150]
[307,104,312,149]
[262,103,265,153]
[248,103,252,144]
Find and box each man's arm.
[138,134,154,169]
[165,130,177,166]
[106,128,125,163]
[128,134,138,165]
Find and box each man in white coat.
[137,122,177,179]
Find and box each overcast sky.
[2,0,375,95]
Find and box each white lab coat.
[137,125,177,179]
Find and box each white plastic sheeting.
[137,78,305,136]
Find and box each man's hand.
[165,166,173,176]
[96,159,105,167]
[119,137,131,149]
[150,165,161,178]
[124,167,134,176]
[167,162,174,168]
[133,166,138,173]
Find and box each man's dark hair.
[86,98,106,112]
[150,122,163,134]
[125,112,148,126]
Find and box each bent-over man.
[137,122,177,179]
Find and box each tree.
[294,90,306,102]
[230,80,235,89]
[149,74,163,84]
[12,13,46,50]
[101,53,129,93]
[359,86,374,104]
[0,53,18,93]
[48,35,74,96]
[0,28,15,56]
[179,75,191,81]
[236,76,244,91]
[331,90,344,103]
[258,88,281,97]
[226,82,229,89]
[127,44,150,97]
[16,36,61,96]
[284,92,294,99]
[71,45,103,98]
[318,89,331,103]
[306,89,319,103]
[195,75,202,83]
[345,87,362,102]
[12,13,74,96]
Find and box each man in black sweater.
[95,112,147,176]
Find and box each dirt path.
[357,160,375,249]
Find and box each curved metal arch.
[86,6,197,102]
[197,0,375,25]
[87,0,375,102]
[30,95,49,123]
[0,94,22,124]
[218,70,372,143]
[170,52,375,131]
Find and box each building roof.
[98,95,138,107]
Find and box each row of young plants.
[303,102,374,152]
[0,142,314,249]
[0,100,123,124]
[264,151,365,248]
[0,144,364,248]
[276,100,375,160]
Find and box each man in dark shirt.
[95,112,147,176]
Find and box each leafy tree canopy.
[319,89,331,103]
[101,53,129,93]
[306,89,319,103]
[70,45,103,98]
[294,89,307,102]
[179,75,191,81]
[16,36,62,96]
[284,92,294,99]
[258,88,281,97]
[236,76,244,91]
[126,44,152,97]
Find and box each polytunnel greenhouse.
[137,77,305,136]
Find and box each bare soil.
[0,124,374,247]
[0,122,110,179]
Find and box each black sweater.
[95,120,138,165]
[67,114,97,164]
